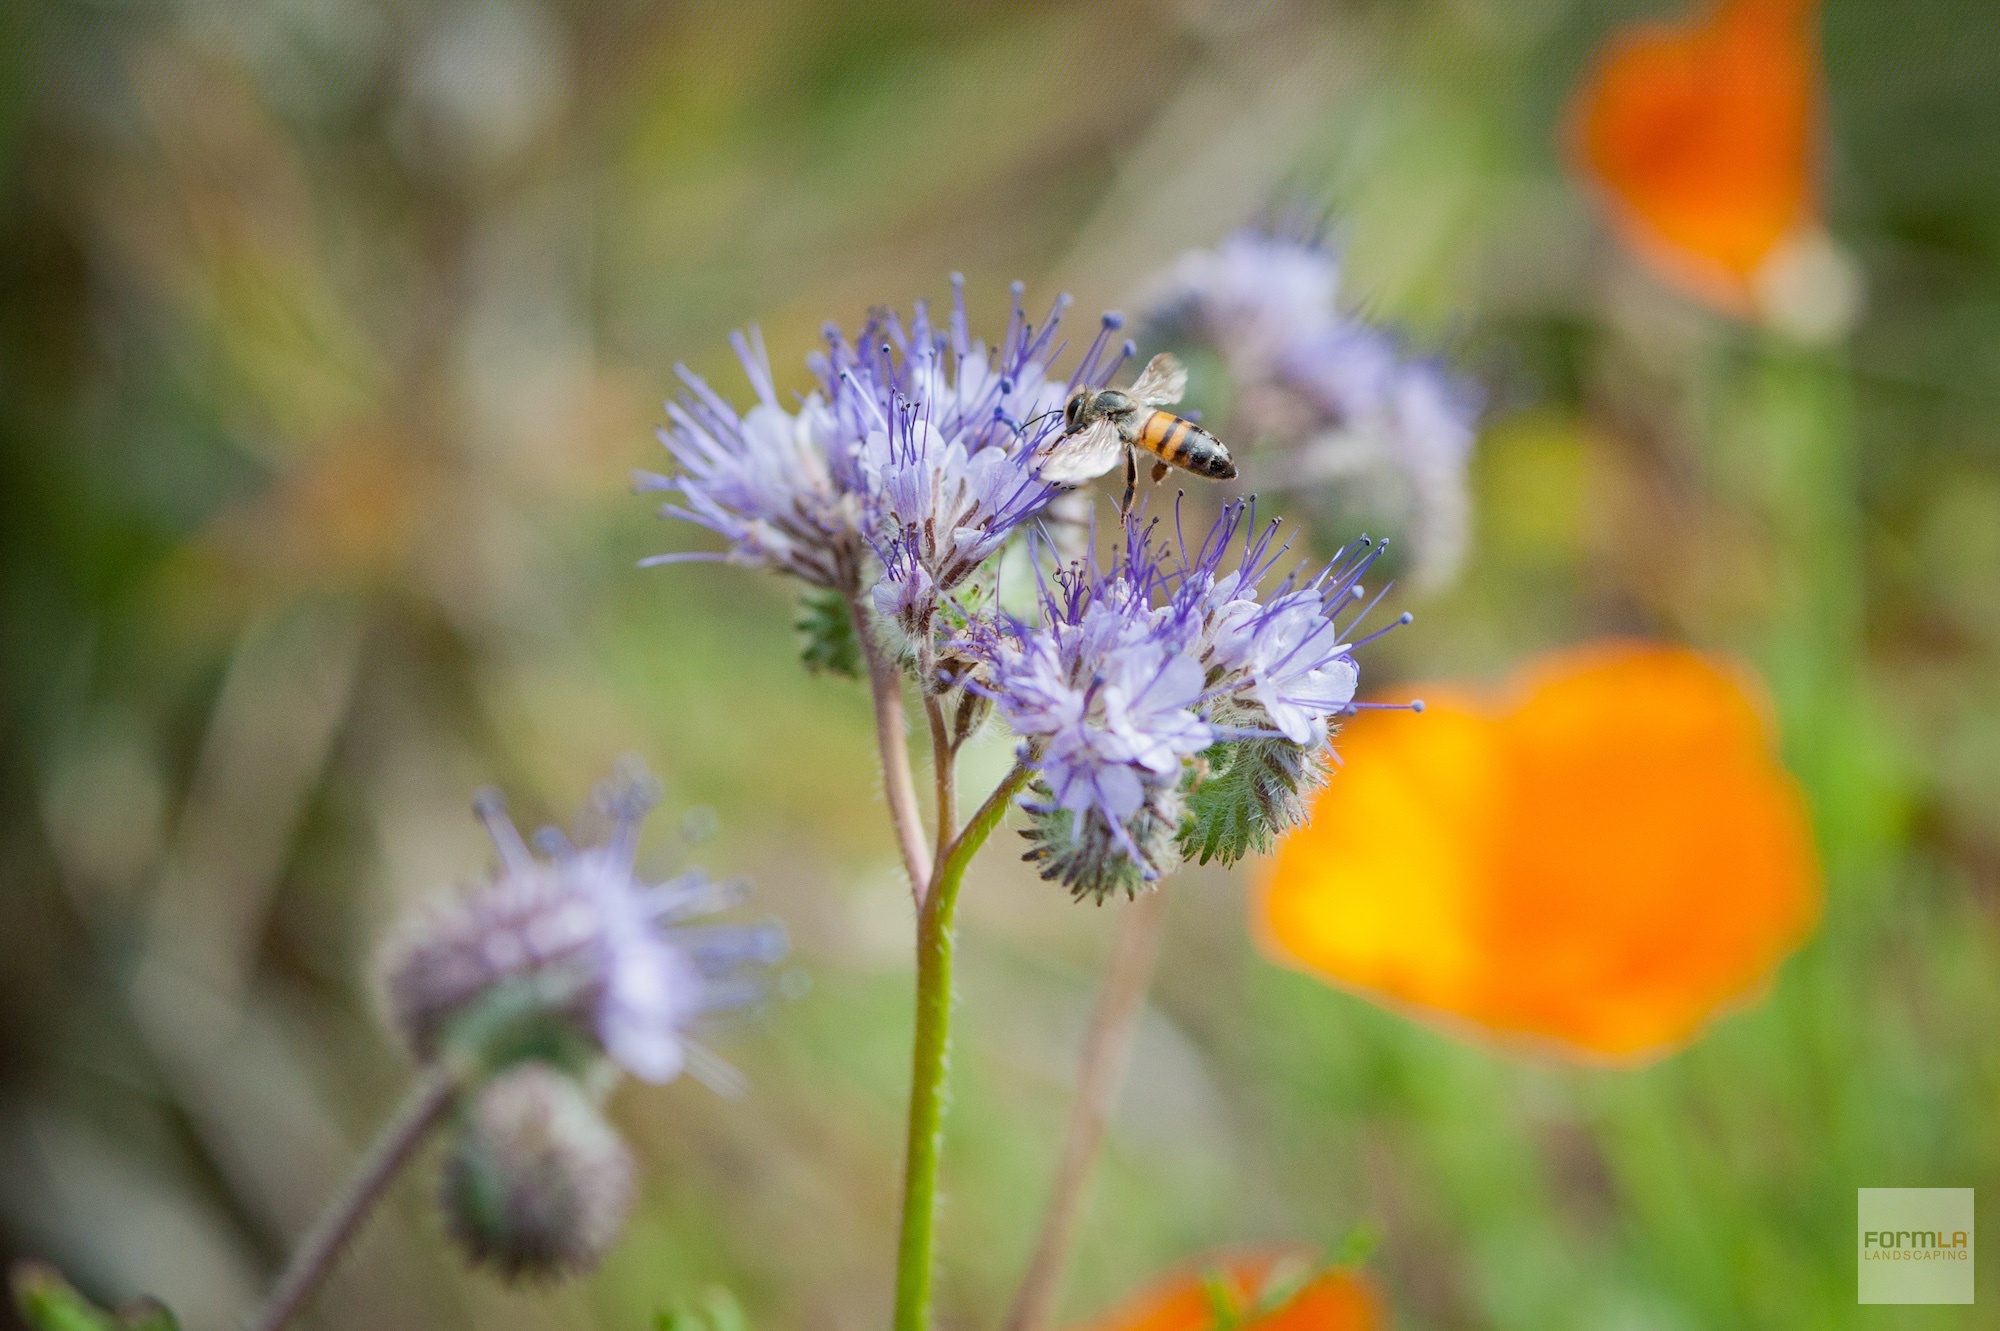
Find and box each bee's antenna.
[1013,407,1062,436]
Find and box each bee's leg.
[1120,448,1137,515]
[1150,459,1170,485]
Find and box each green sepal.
[796,587,861,679]
[437,975,602,1081]
[1020,786,1181,903]
[1175,738,1326,868]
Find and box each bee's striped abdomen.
[1134,410,1236,480]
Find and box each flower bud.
[440,1063,635,1281]
[949,686,993,749]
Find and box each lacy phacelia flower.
[1280,343,1481,592]
[972,573,1212,883]
[644,276,1132,638]
[1148,225,1341,382]
[640,327,854,588]
[1176,503,1385,750]
[1141,220,1481,590]
[378,768,783,1084]
[963,504,1407,899]
[440,1062,636,1281]
[866,414,1048,634]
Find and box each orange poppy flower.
[1258,642,1819,1061]
[1074,1248,1381,1331]
[1570,0,1822,315]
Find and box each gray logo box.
[1858,1188,1974,1304]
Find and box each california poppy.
[1570,0,1823,316]
[1258,642,1819,1061]
[1074,1248,1381,1331]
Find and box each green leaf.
[10,1263,177,1331]
[796,587,861,679]
[12,1264,116,1331]
[1176,738,1326,868]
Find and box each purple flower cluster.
[638,270,1424,900]
[643,277,1133,639]
[379,767,782,1085]
[960,501,1402,896]
[1143,219,1481,588]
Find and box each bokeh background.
[2,1,1997,1328]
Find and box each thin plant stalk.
[1004,887,1169,1331]
[850,588,933,903]
[925,693,958,856]
[892,757,1036,1331]
[248,1062,462,1331]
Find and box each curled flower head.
[644,276,1132,638]
[960,521,1206,896]
[378,764,784,1085]
[962,503,1410,898]
[1140,218,1482,590]
[976,586,1211,893]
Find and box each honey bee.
[1035,352,1236,511]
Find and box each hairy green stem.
[248,1061,461,1331]
[893,757,1036,1331]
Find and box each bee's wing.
[1127,352,1187,408]
[1035,419,1127,486]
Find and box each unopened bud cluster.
[441,1063,635,1280]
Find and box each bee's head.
[1062,387,1089,432]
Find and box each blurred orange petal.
[1074,1248,1382,1331]
[1259,642,1820,1060]
[1570,0,1821,313]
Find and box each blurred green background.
[2,1,1997,1328]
